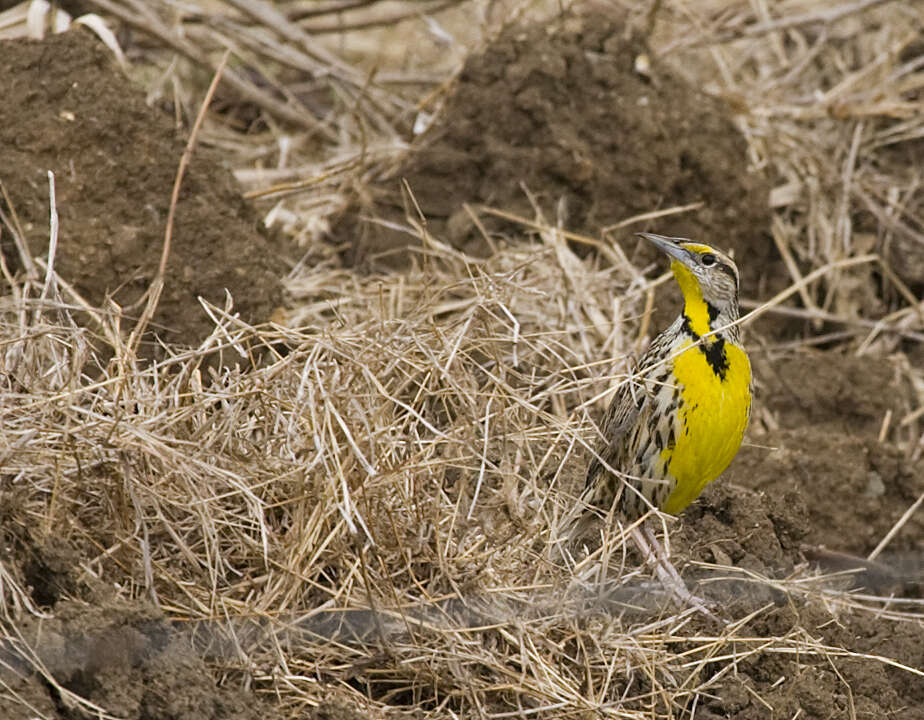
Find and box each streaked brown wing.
[584,329,673,494]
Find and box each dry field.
[0,1,922,718]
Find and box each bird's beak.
[637,233,691,265]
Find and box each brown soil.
[0,29,289,719]
[0,31,290,357]
[1,14,922,720]
[339,12,783,331]
[691,600,924,720]
[0,506,268,720]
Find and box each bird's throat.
[671,261,717,338]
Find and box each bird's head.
[638,232,740,314]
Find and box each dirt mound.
[737,350,921,567]
[0,500,268,720]
[0,30,289,354]
[731,429,922,558]
[343,11,776,299]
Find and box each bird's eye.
[701,253,717,266]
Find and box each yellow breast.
[659,338,751,514]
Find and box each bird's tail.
[552,459,613,554]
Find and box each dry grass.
[661,0,924,347]
[1,1,924,718]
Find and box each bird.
[585,232,751,520]
[572,232,751,609]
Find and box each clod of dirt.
[341,11,776,301]
[1,602,266,720]
[19,535,80,609]
[674,479,809,578]
[0,30,290,353]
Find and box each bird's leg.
[629,524,717,620]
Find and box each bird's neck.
[671,262,739,342]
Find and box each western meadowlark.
[574,232,751,608]
[585,232,751,520]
